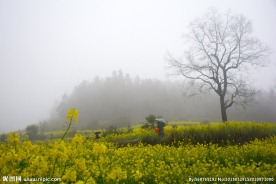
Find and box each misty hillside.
[44,71,276,131]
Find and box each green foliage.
[0,133,7,142]
[99,121,276,146]
[127,123,133,133]
[23,121,276,146]
[145,114,156,128]
[102,125,122,137]
[141,133,159,145]
[26,124,39,140]
[141,123,151,129]
[164,121,276,146]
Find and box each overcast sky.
[0,0,275,133]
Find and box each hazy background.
[0,0,275,133]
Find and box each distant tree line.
[42,70,276,131]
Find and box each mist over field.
[0,0,276,133]
[44,70,276,132]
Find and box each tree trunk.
[220,96,228,122]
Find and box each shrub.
[26,124,39,140]
[145,114,156,128]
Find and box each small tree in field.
[146,114,156,128]
[168,9,271,122]
[26,124,39,140]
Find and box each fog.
[46,71,276,132]
[0,0,275,133]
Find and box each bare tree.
[168,9,271,122]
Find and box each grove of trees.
[45,70,276,131]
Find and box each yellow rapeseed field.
[1,110,275,183]
[0,132,275,183]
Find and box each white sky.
[0,0,275,133]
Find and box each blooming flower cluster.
[0,132,275,183]
[66,108,79,123]
[62,108,79,140]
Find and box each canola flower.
[0,133,275,183]
[61,108,79,140]
[66,108,79,123]
[0,121,275,183]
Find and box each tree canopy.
[168,9,271,121]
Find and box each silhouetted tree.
[146,114,156,128]
[0,133,7,142]
[46,71,276,131]
[39,121,47,134]
[26,124,39,140]
[168,9,271,122]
